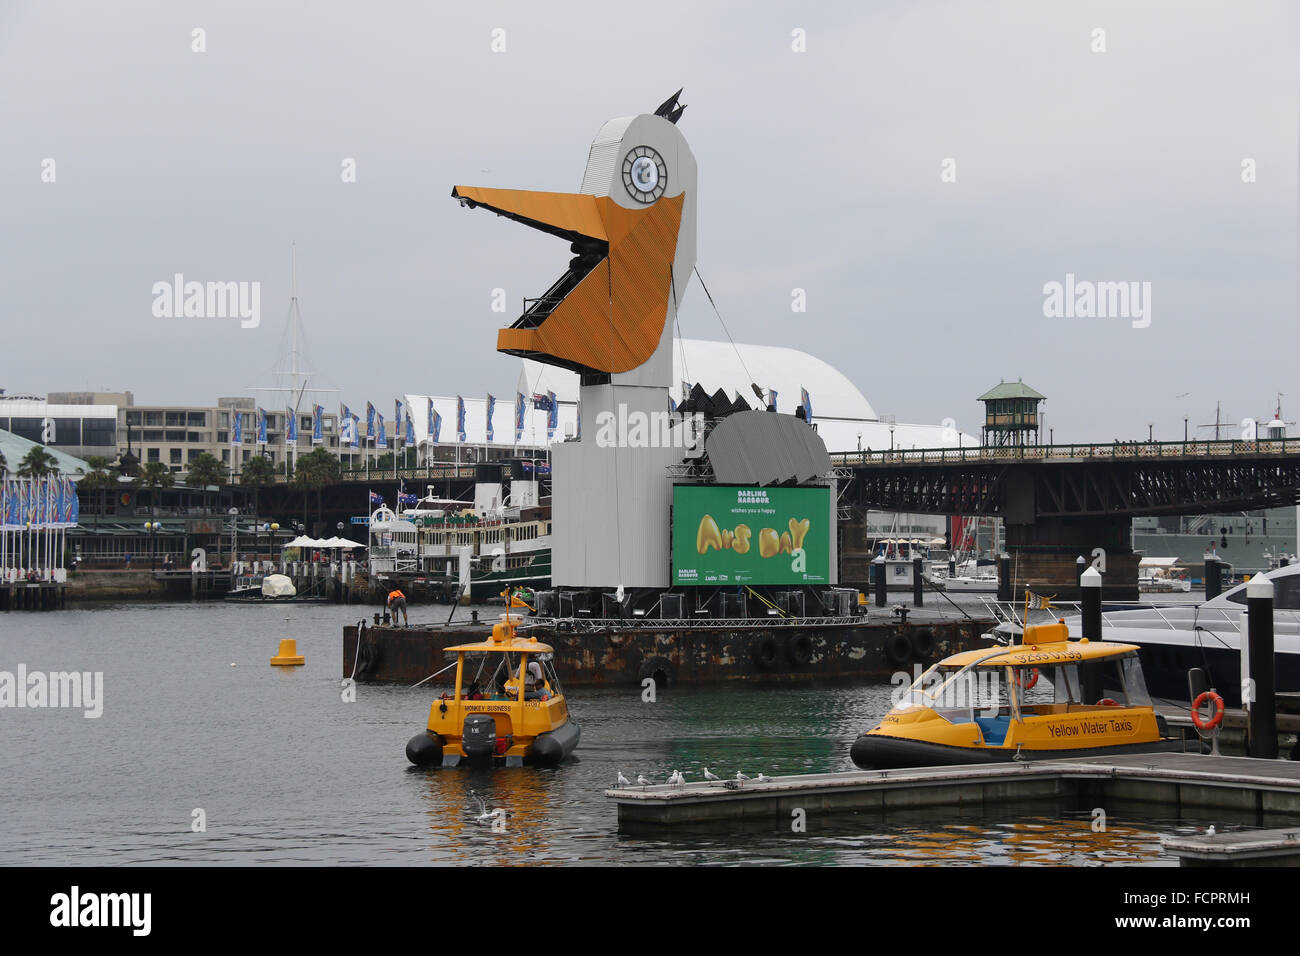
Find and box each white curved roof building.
[519,339,972,454]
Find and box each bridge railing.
[831,438,1299,467]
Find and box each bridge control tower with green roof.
[978,380,1045,448]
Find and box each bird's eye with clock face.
[622,146,667,204]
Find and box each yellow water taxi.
[850,620,1178,769]
[405,613,579,768]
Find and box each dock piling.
[912,556,923,607]
[1246,574,1278,759]
[1080,566,1102,641]
[873,554,886,607]
[1205,556,1222,600]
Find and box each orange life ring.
[1014,667,1039,690]
[1191,691,1225,731]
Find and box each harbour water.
[0,601,1237,865]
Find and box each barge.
[344,609,991,687]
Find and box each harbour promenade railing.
[831,437,1300,467]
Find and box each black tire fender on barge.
[639,656,675,689]
[787,633,814,667]
[753,636,781,670]
[357,640,380,676]
[884,633,912,668]
[910,628,936,661]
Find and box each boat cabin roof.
[445,636,554,654]
[939,638,1138,669]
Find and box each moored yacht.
[1062,563,1300,705]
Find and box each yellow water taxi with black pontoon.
[405,613,579,768]
[850,620,1179,769]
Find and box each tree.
[77,456,119,526]
[240,454,275,518]
[293,448,342,528]
[186,452,225,514]
[0,449,7,476]
[17,447,58,478]
[135,463,174,515]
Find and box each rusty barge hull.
[342,617,994,687]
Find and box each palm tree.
[240,454,275,519]
[17,447,58,478]
[78,456,118,527]
[136,461,174,514]
[186,452,225,514]
[294,448,342,529]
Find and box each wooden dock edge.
[605,754,1300,826]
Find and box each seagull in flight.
[617,771,631,788]
[703,767,720,782]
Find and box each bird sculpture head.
[452,90,696,386]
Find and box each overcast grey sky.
[2,0,1296,442]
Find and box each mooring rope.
[411,659,459,689]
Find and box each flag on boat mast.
[486,394,496,443]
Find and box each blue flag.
[486,394,496,443]
[546,390,558,440]
[231,411,242,445]
[313,404,324,445]
[456,396,467,443]
[366,402,376,440]
[286,407,298,445]
[800,386,812,423]
[514,392,525,443]
[377,412,387,449]
[257,409,268,445]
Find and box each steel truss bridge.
[832,438,1300,519]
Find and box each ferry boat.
[849,620,1179,769]
[405,612,579,767]
[367,481,552,602]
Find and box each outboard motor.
[462,714,497,761]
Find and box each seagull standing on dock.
[756,773,770,783]
[735,771,750,782]
[667,770,685,787]
[637,774,652,788]
[703,767,720,782]
[617,772,631,788]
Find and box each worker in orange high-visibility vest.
[387,588,409,626]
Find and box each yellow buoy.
[271,638,305,666]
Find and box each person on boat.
[387,588,409,626]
